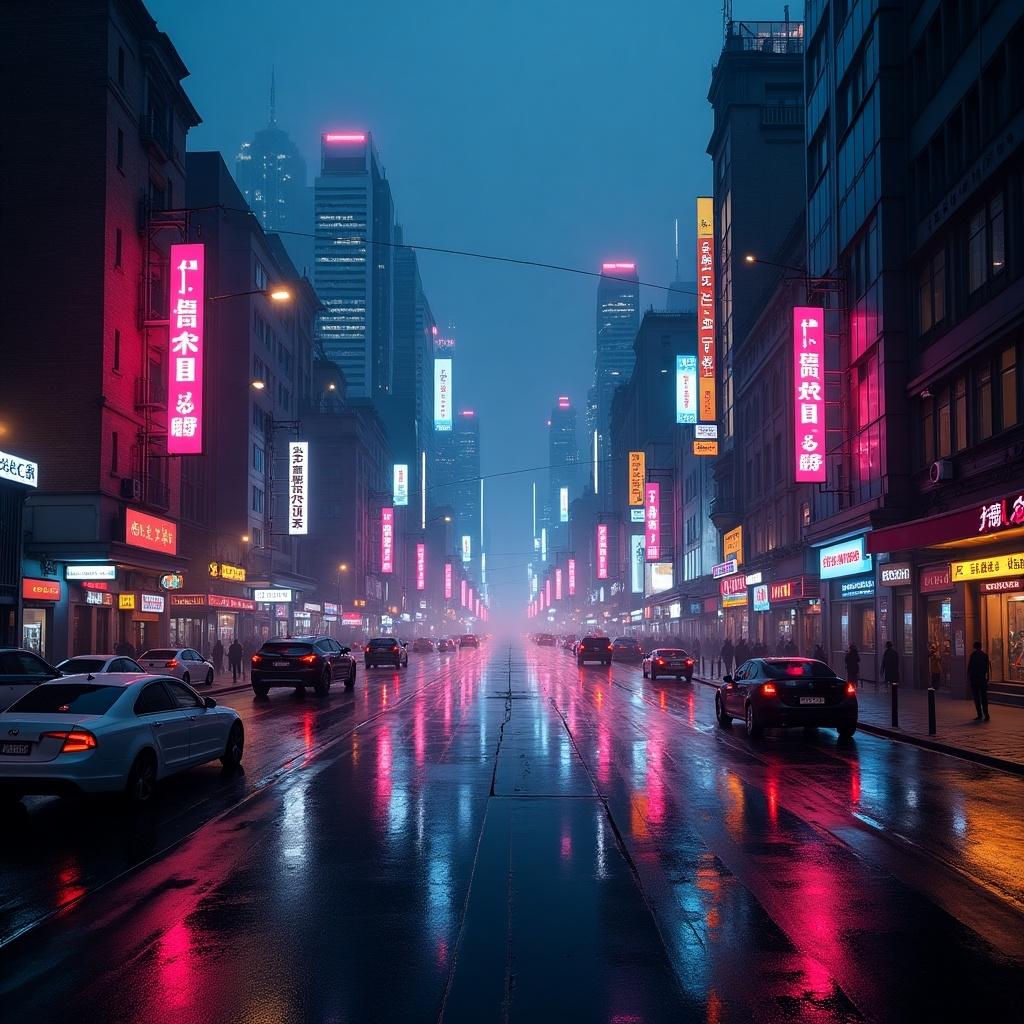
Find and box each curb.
[693,675,1024,779]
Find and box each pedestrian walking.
[784,638,798,656]
[212,638,224,676]
[928,645,942,690]
[813,643,827,664]
[720,637,734,677]
[734,637,750,668]
[228,637,243,683]
[844,644,860,688]
[967,641,991,721]
[692,637,702,673]
[881,640,900,688]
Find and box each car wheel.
[314,669,330,697]
[650,669,657,680]
[205,669,214,686]
[253,682,270,698]
[745,703,763,739]
[577,658,584,667]
[182,672,190,686]
[221,722,244,773]
[345,666,356,690]
[125,751,158,806]
[837,722,857,739]
[715,693,732,727]
[642,666,648,678]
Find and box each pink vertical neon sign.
[416,543,426,591]
[381,508,394,573]
[568,559,576,596]
[168,243,205,454]
[597,524,609,580]
[444,562,453,600]
[645,483,660,561]
[793,306,826,482]
[555,568,563,601]
[545,578,551,606]
[460,579,467,607]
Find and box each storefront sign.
[86,590,113,606]
[977,493,1024,534]
[324,602,339,616]
[793,305,826,482]
[392,463,409,507]
[644,483,660,561]
[630,507,645,523]
[819,536,871,579]
[694,423,718,440]
[712,559,738,579]
[81,581,109,591]
[555,568,563,601]
[461,534,472,563]
[303,602,322,612]
[669,601,682,619]
[951,552,1024,582]
[208,594,256,611]
[723,526,743,566]
[559,486,569,523]
[597,524,609,580]
[722,592,747,608]
[209,562,246,582]
[23,578,60,601]
[254,588,292,603]
[288,441,309,535]
[980,579,1024,594]
[168,242,205,454]
[838,575,875,600]
[125,508,177,555]
[141,593,165,613]
[676,354,697,424]
[118,594,136,610]
[630,534,644,594]
[696,196,716,421]
[628,451,645,506]
[381,508,394,573]
[0,449,39,487]
[719,574,747,596]
[544,579,551,607]
[752,584,770,612]
[744,571,762,586]
[920,564,951,592]
[169,594,207,608]
[434,358,453,431]
[65,564,116,580]
[879,562,912,586]
[568,558,576,597]
[342,612,363,626]
[693,440,718,456]
[416,543,426,591]
[159,573,184,590]
[444,563,453,600]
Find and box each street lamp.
[743,254,844,292]
[208,287,292,303]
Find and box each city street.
[2,643,1022,1023]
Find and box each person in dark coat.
[228,638,243,683]
[720,638,734,676]
[967,641,991,721]
[211,639,224,675]
[734,637,751,668]
[813,643,827,664]
[784,638,798,656]
[881,641,900,687]
[115,640,135,658]
[844,644,861,687]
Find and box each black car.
[577,636,613,666]
[715,658,858,739]
[459,634,480,649]
[611,637,643,662]
[536,633,557,646]
[0,648,61,711]
[642,648,695,681]
[250,636,356,697]
[412,637,436,653]
[365,637,408,669]
[437,637,458,652]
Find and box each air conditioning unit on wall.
[120,477,142,501]
[929,460,954,484]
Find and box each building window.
[917,249,945,333]
[1000,346,1018,430]
[116,128,124,171]
[111,432,119,474]
[954,376,967,452]
[114,228,123,268]
[977,365,993,441]
[990,194,1005,276]
[113,328,121,371]
[968,209,986,293]
[253,444,265,474]
[252,527,263,548]
[251,485,264,514]
[936,386,951,457]
[922,396,934,466]
[117,46,125,87]
[254,259,269,291]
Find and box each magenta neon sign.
[555,568,563,601]
[645,482,660,561]
[324,132,366,143]
[444,562,453,600]
[568,558,576,596]
[597,524,609,580]
[416,543,426,591]
[168,243,205,454]
[793,306,826,482]
[381,508,394,573]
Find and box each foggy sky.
[148,0,787,607]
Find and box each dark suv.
[250,636,356,697]
[365,637,408,669]
[611,637,643,661]
[577,636,613,666]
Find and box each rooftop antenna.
[269,66,277,126]
[674,218,680,279]
[723,0,732,39]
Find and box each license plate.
[1,742,31,755]
[800,696,826,705]
[274,660,290,667]
[669,662,684,668]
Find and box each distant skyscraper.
[666,219,696,313]
[547,396,578,550]
[594,261,640,477]
[451,411,481,565]
[314,131,395,398]
[235,72,311,273]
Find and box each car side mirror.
[723,674,734,685]
[204,697,217,709]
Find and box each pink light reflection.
[324,132,366,142]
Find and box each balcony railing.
[761,104,804,126]
[725,20,804,55]
[134,375,167,410]
[139,112,172,162]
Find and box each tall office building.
[314,131,395,399]
[547,396,578,551]
[451,411,481,569]
[234,72,312,273]
[594,262,640,479]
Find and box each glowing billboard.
[461,534,472,563]
[630,534,644,594]
[381,507,394,573]
[676,353,697,424]
[168,243,205,453]
[444,562,453,600]
[288,441,309,535]
[696,198,716,422]
[628,451,645,506]
[568,558,576,596]
[794,306,826,482]
[644,482,660,561]
[393,464,409,506]
[559,486,569,523]
[416,543,426,591]
[555,568,563,601]
[596,524,609,580]
[434,358,453,431]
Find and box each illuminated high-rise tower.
[547,395,578,550]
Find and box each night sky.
[148,0,785,608]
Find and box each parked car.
[577,636,613,666]
[642,648,695,681]
[138,648,215,688]
[0,649,62,711]
[364,638,408,669]
[250,636,356,697]
[57,655,144,676]
[715,658,858,739]
[437,637,458,652]
[611,637,644,662]
[459,634,480,648]
[412,637,437,653]
[0,673,243,806]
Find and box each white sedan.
[57,654,143,675]
[138,648,216,687]
[0,674,243,806]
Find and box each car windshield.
[657,649,688,657]
[58,658,108,673]
[141,650,176,660]
[261,643,314,656]
[8,683,122,715]
[762,660,838,679]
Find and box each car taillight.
[656,658,666,666]
[606,643,612,651]
[251,654,263,664]
[165,659,179,668]
[300,654,318,664]
[42,730,97,753]
[761,683,777,697]
[845,681,857,696]
[685,659,694,666]
[392,645,400,653]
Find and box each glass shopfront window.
[22,607,48,657]
[926,596,953,688]
[981,592,1024,684]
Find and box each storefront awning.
[867,496,1024,554]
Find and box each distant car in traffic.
[412,637,437,653]
[642,648,695,681]
[577,636,613,666]
[57,654,144,676]
[715,658,858,739]
[364,638,409,669]
[0,648,62,710]
[437,637,458,652]
[611,637,643,662]
[0,674,243,807]
[459,634,480,648]
[535,633,556,646]
[560,635,577,650]
[138,648,215,688]
[250,636,356,696]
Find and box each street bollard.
[927,686,936,735]
[891,682,899,728]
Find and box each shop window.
[861,608,875,650]
[1000,346,1018,429]
[954,376,967,452]
[977,365,993,440]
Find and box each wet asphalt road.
[1,642,1023,1023]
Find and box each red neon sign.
[645,482,660,561]
[597,524,609,580]
[381,507,394,573]
[416,543,426,591]
[793,306,826,482]
[23,578,61,601]
[125,508,177,555]
[168,243,205,454]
